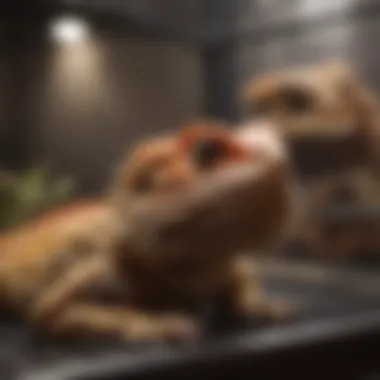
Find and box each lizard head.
[243,61,362,140]
[242,60,380,181]
[111,119,294,258]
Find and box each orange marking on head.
[177,120,252,164]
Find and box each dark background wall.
[233,0,380,117]
[30,35,203,194]
[2,3,204,195]
[3,0,380,195]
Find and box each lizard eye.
[192,138,227,169]
[280,86,314,113]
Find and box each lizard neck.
[112,238,233,309]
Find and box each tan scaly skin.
[244,61,380,260]
[0,119,295,343]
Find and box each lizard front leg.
[30,255,108,326]
[224,256,295,324]
[44,303,198,342]
[29,256,198,343]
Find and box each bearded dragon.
[0,120,294,343]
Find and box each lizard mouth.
[128,161,270,229]
[126,161,273,257]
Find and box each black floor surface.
[1,258,380,380]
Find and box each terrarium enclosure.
[2,0,380,379]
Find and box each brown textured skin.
[0,120,293,343]
[302,170,380,261]
[243,61,380,260]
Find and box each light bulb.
[49,16,90,44]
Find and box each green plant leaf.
[0,163,77,230]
